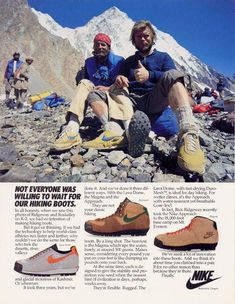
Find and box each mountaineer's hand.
[115,75,129,88]
[134,60,149,83]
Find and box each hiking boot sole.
[51,141,81,151]
[128,111,151,158]
[154,238,217,251]
[14,262,78,276]
[177,156,205,175]
[85,223,149,236]
[82,143,127,150]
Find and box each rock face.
[0,0,83,97]
[0,99,234,183]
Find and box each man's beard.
[136,43,153,54]
[93,50,109,62]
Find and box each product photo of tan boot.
[154,216,218,250]
[85,198,150,236]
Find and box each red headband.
[94,33,111,47]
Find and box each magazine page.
[0,0,234,303]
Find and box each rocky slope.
[0,99,234,183]
[0,0,83,97]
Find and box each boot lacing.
[97,201,126,221]
[167,219,195,235]
[29,247,51,260]
[183,132,198,152]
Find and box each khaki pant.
[5,77,15,96]
[15,89,28,103]
[130,69,185,115]
[68,79,134,124]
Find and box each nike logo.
[123,207,148,223]
[102,135,119,141]
[47,252,75,264]
[186,277,220,289]
[203,232,215,239]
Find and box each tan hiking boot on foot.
[85,198,150,236]
[82,130,127,150]
[177,131,205,174]
[52,127,82,151]
[154,216,218,251]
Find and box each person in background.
[3,52,23,102]
[216,77,225,99]
[14,57,34,107]
[194,90,203,104]
[201,87,211,97]
[210,88,218,99]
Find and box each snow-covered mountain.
[32,6,234,91]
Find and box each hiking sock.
[5,93,10,100]
[104,121,124,136]
[99,114,108,126]
[175,105,198,134]
[99,114,124,135]
[122,119,130,138]
[67,113,80,133]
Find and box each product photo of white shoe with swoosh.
[14,244,79,276]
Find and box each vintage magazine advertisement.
[0,1,234,304]
[0,183,234,303]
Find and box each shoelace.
[97,201,126,221]
[57,127,70,139]
[167,219,195,235]
[183,132,198,152]
[29,247,51,260]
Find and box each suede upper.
[155,216,218,246]
[86,198,150,233]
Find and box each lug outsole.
[14,262,78,276]
[154,238,217,251]
[85,223,149,236]
[128,111,151,158]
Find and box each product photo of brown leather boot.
[154,216,218,250]
[85,198,150,236]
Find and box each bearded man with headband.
[52,33,135,152]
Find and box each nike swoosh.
[123,207,148,223]
[47,252,74,264]
[186,277,221,289]
[102,135,119,141]
[203,233,215,239]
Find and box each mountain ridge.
[0,0,84,97]
[32,6,235,92]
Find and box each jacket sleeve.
[14,65,23,78]
[148,53,176,83]
[118,58,131,78]
[111,57,125,81]
[84,65,89,80]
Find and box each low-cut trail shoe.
[82,130,127,150]
[177,130,205,175]
[128,111,151,158]
[52,127,82,151]
[85,198,150,236]
[154,216,218,251]
[14,244,79,276]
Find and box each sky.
[28,0,235,78]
